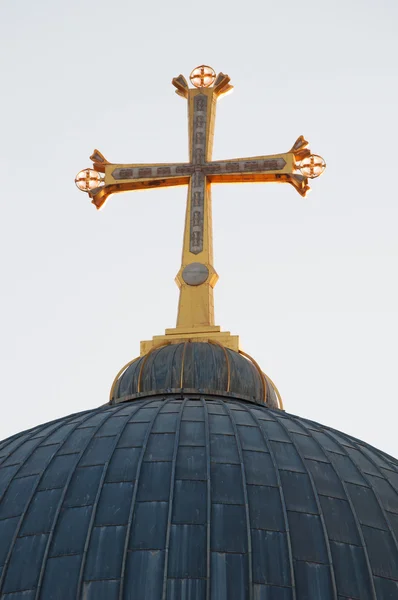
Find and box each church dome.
[111,341,281,409]
[1,395,398,598]
[4,63,390,599]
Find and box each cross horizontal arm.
[77,136,324,208]
[91,177,189,209]
[110,163,194,181]
[206,155,288,175]
[205,136,325,196]
[85,152,193,209]
[206,152,309,196]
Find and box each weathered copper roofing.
[1,395,398,598]
[111,342,281,409]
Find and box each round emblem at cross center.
[182,262,209,285]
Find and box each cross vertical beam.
[176,86,219,331]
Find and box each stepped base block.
[140,326,239,355]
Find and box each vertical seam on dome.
[132,356,145,394]
[34,404,130,599]
[180,342,188,389]
[207,342,219,392]
[359,440,398,468]
[109,356,141,403]
[246,407,297,598]
[151,344,173,392]
[298,421,377,599]
[161,397,188,599]
[209,340,230,392]
[201,397,212,600]
[319,426,398,580]
[221,400,254,600]
[24,408,122,598]
[325,425,398,484]
[0,411,86,469]
[0,408,102,594]
[0,432,21,453]
[225,348,231,393]
[165,342,180,390]
[118,398,168,599]
[264,373,284,411]
[137,343,171,393]
[272,414,346,600]
[74,398,157,597]
[137,348,154,394]
[239,349,267,404]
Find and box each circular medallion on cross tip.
[190,65,216,88]
[298,154,326,179]
[182,263,209,286]
[75,169,102,192]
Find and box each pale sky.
[1,0,398,456]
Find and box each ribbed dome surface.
[112,342,280,408]
[1,396,398,599]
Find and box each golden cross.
[75,65,326,355]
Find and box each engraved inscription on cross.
[75,65,326,354]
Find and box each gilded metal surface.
[239,349,268,404]
[298,154,326,178]
[140,327,240,356]
[209,339,231,392]
[263,372,284,410]
[179,341,188,388]
[109,355,140,402]
[76,66,325,355]
[190,65,216,88]
[137,342,171,393]
[75,168,103,192]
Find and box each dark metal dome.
[111,342,281,409]
[1,395,398,599]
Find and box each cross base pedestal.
[140,325,239,356]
